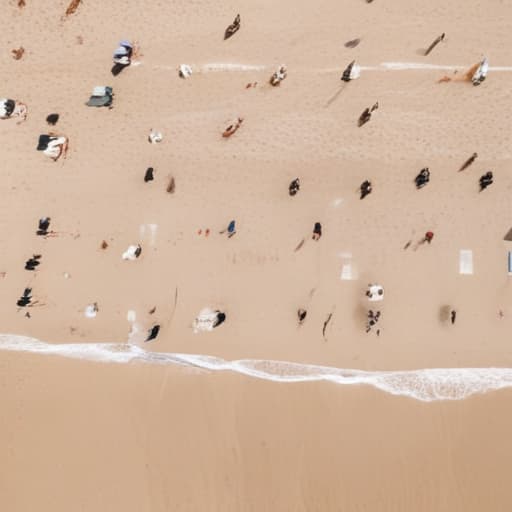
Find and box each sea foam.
[0,334,511,402]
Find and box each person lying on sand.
[424,231,434,244]
[113,41,134,66]
[222,118,243,138]
[17,287,32,307]
[0,99,28,123]
[479,171,493,191]
[36,217,57,237]
[344,38,361,49]
[220,220,236,238]
[341,60,360,82]
[122,244,142,260]
[360,180,372,199]
[438,57,488,85]
[459,152,477,171]
[37,134,68,161]
[415,168,430,189]
[11,47,25,60]
[65,0,82,17]
[358,102,378,127]
[25,254,41,271]
[224,14,241,40]
[297,309,307,325]
[289,178,300,196]
[424,33,445,56]
[270,66,287,86]
[144,167,154,182]
[146,324,160,342]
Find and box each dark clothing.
[46,113,59,125]
[144,167,154,182]
[4,99,15,117]
[36,135,57,151]
[358,108,371,127]
[341,60,355,82]
[360,180,372,199]
[25,255,41,271]
[479,172,493,190]
[37,217,51,236]
[146,324,160,342]
[415,168,430,189]
[289,179,300,196]
[213,311,226,328]
[17,288,32,307]
[224,14,241,40]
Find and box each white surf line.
[153,61,512,73]
[152,63,267,72]
[380,62,463,70]
[323,62,512,72]
[200,63,266,72]
[2,334,512,402]
[382,62,512,71]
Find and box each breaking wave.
[1,334,511,402]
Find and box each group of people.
[366,310,381,334]
[6,13,497,341]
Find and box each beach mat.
[459,250,473,275]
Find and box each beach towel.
[84,304,98,318]
[86,86,113,107]
[0,98,15,118]
[122,245,141,260]
[37,134,54,151]
[339,252,358,280]
[459,250,473,275]
[367,284,384,301]
[179,64,193,78]
[193,308,224,333]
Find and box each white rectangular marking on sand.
[459,250,473,275]
[339,252,358,281]
[341,263,353,280]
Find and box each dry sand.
[2,0,512,510]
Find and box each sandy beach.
[3,353,512,511]
[2,0,512,509]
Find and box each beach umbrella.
[366,284,384,301]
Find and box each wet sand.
[2,353,512,511]
[2,0,512,509]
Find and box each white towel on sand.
[459,250,473,275]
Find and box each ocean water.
[1,334,511,402]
